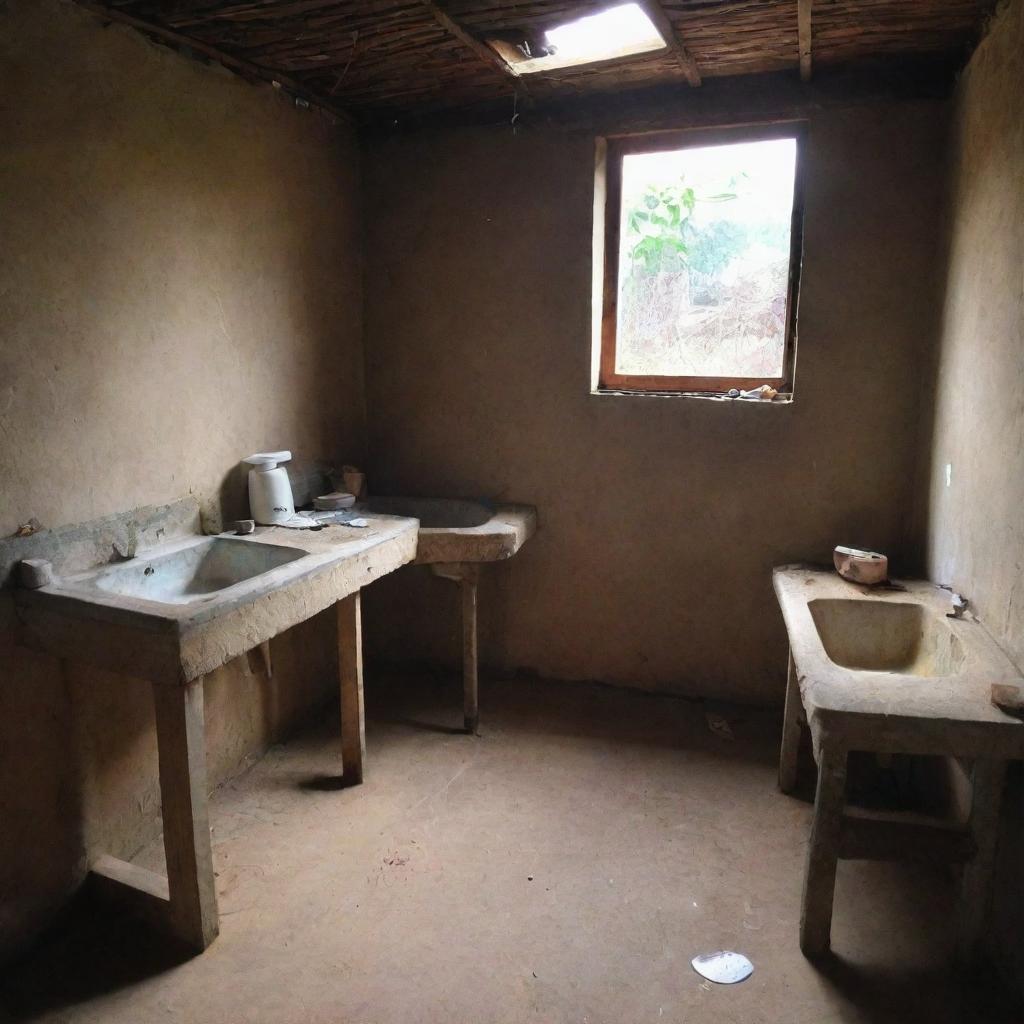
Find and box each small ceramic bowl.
[833,545,888,585]
[314,492,356,511]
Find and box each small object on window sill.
[738,385,778,400]
[947,592,970,619]
[833,545,888,586]
[234,519,255,535]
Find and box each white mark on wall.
[945,463,952,488]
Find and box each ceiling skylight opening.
[489,4,667,75]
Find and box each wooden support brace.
[461,573,479,735]
[152,678,219,952]
[338,591,366,786]
[956,758,1007,964]
[800,746,846,957]
[641,1,701,87]
[431,562,481,733]
[418,0,522,80]
[779,650,802,793]
[86,678,217,953]
[838,812,973,865]
[76,3,354,124]
[90,853,171,935]
[92,853,170,903]
[798,0,813,82]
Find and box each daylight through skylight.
[500,4,666,75]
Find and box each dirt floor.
[0,674,1016,1023]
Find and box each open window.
[596,124,805,397]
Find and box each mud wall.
[0,0,363,958]
[361,94,948,702]
[918,0,1024,997]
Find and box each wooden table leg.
[956,758,1007,964]
[461,572,479,735]
[152,677,219,952]
[800,746,847,957]
[431,563,481,735]
[338,591,365,786]
[779,650,802,794]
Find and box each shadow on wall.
[903,105,955,579]
[0,600,83,964]
[363,559,514,679]
[215,463,251,533]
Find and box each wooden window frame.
[598,122,807,396]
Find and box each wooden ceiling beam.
[75,2,355,124]
[798,0,812,81]
[417,0,522,79]
[640,1,701,87]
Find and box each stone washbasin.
[15,507,418,685]
[5,496,421,954]
[773,566,1024,758]
[356,495,537,734]
[358,497,536,564]
[808,598,966,677]
[774,566,1024,962]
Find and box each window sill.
[590,388,794,404]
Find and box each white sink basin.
[90,537,308,606]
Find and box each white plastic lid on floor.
[690,951,754,984]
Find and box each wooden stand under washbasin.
[90,591,366,952]
[11,498,418,953]
[774,566,1024,964]
[360,498,536,736]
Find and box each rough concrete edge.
[0,497,201,590]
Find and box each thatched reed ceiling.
[79,1,987,125]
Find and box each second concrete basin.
[360,496,490,529]
[358,497,536,564]
[356,495,537,733]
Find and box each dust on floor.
[0,674,1016,1023]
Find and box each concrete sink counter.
[17,518,416,685]
[358,497,537,733]
[358,497,535,564]
[773,565,1024,962]
[10,497,417,956]
[774,567,1024,760]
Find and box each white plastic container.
[244,451,296,526]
